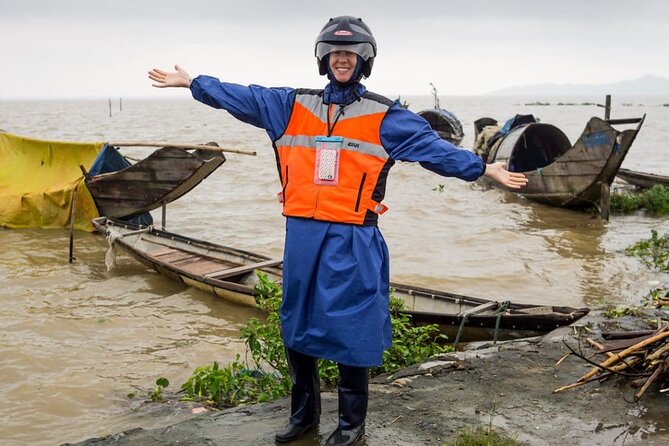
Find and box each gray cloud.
[1,0,666,23]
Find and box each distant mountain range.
[488,74,669,96]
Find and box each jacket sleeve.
[380,104,485,181]
[190,75,295,142]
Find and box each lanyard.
[326,104,346,137]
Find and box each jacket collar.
[323,82,366,106]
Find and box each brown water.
[1,96,668,445]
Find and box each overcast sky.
[1,0,667,99]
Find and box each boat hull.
[417,109,464,146]
[616,168,669,189]
[482,116,645,209]
[86,147,225,218]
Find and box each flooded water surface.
[1,95,668,445]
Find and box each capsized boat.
[82,144,225,220]
[417,83,464,146]
[473,113,645,217]
[93,217,590,342]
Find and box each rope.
[493,301,511,344]
[104,233,119,271]
[453,313,470,349]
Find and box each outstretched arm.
[148,64,192,88]
[147,64,294,141]
[483,162,528,189]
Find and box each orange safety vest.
[273,89,395,226]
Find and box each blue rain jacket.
[191,76,485,366]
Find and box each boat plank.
[204,259,284,280]
[180,258,240,276]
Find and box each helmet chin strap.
[325,55,365,85]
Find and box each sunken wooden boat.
[93,217,589,342]
[390,282,588,343]
[417,83,464,146]
[92,216,281,306]
[475,114,645,216]
[616,168,669,189]
[83,145,226,219]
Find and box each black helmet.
[315,16,377,78]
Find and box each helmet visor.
[315,42,375,61]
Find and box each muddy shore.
[67,310,669,446]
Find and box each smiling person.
[149,15,526,446]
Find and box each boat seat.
[203,259,283,280]
[515,306,553,315]
[458,301,498,317]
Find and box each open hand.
[148,64,192,88]
[483,161,528,189]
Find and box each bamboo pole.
[585,338,615,358]
[635,364,665,399]
[108,141,256,156]
[646,343,669,362]
[578,330,669,383]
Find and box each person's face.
[328,50,358,83]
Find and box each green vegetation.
[149,377,170,402]
[433,184,445,192]
[641,287,669,308]
[601,306,644,319]
[626,229,669,272]
[446,405,518,446]
[610,185,669,215]
[446,427,518,446]
[176,272,451,407]
[605,231,669,319]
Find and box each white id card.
[314,136,343,185]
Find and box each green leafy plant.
[641,286,669,308]
[639,184,669,215]
[372,296,451,376]
[610,191,642,213]
[610,185,669,215]
[626,229,669,271]
[433,184,445,192]
[149,377,169,402]
[178,272,453,407]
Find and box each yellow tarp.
[0,132,104,231]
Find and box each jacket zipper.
[354,173,367,212]
[282,165,289,204]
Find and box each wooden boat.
[476,114,645,217]
[92,216,282,306]
[93,217,589,342]
[417,83,464,146]
[83,145,226,219]
[616,168,669,189]
[390,282,589,343]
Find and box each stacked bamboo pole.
[554,322,669,399]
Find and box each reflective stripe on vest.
[273,90,394,226]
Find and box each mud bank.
[67,311,669,446]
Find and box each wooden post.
[604,95,611,120]
[69,186,78,263]
[600,182,610,220]
[119,98,123,112]
[161,202,167,230]
[108,98,112,118]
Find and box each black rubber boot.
[275,348,321,442]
